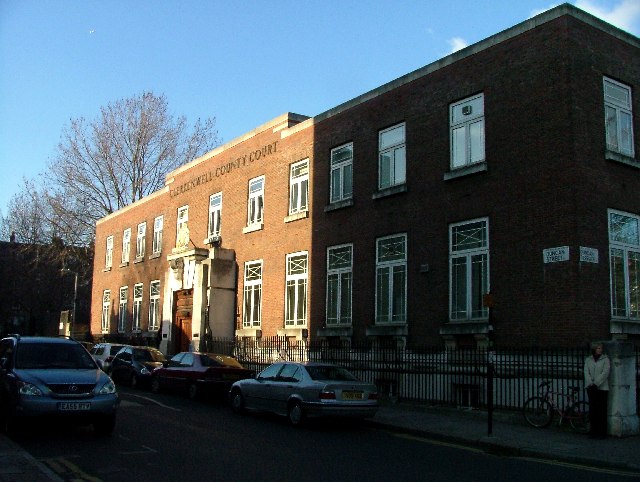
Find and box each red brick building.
[91,4,640,351]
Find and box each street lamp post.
[61,269,78,338]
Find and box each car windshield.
[305,365,359,382]
[134,348,165,362]
[16,343,97,369]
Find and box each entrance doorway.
[173,289,193,353]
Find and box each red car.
[151,352,253,400]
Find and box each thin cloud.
[575,0,640,34]
[447,37,468,54]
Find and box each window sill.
[610,318,640,335]
[149,252,161,260]
[243,223,264,234]
[119,262,129,268]
[284,211,309,223]
[366,324,408,337]
[439,321,492,336]
[134,257,144,264]
[372,184,407,200]
[277,327,308,340]
[444,161,488,180]
[236,328,262,338]
[102,267,112,272]
[317,326,353,338]
[605,150,639,168]
[325,199,353,212]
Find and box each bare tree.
[47,91,219,244]
[0,178,50,244]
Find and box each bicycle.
[522,380,590,433]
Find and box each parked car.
[151,352,253,400]
[90,343,127,373]
[229,362,378,426]
[0,335,119,436]
[110,346,167,389]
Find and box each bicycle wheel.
[523,396,552,428]
[569,401,590,433]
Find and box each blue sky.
[1,1,638,220]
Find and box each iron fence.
[206,337,640,411]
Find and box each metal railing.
[202,337,624,410]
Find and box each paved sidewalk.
[1,402,638,480]
[371,401,640,474]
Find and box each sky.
[1,0,639,219]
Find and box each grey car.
[229,362,378,426]
[0,335,119,436]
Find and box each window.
[289,159,309,215]
[132,283,143,332]
[285,252,308,326]
[152,215,163,255]
[450,94,485,169]
[122,228,131,264]
[176,206,188,247]
[243,260,263,328]
[101,290,111,333]
[149,280,161,331]
[376,234,407,323]
[327,245,353,326]
[609,210,640,320]
[136,222,146,259]
[379,123,406,190]
[118,286,128,332]
[449,218,489,321]
[247,176,264,226]
[208,193,222,237]
[330,143,353,203]
[604,77,634,157]
[105,236,113,269]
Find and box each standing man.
[584,342,611,439]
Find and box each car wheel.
[230,389,245,414]
[151,377,161,394]
[94,414,116,436]
[288,401,305,426]
[188,383,198,400]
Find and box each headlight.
[98,380,117,395]
[18,381,43,396]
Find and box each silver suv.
[0,335,119,436]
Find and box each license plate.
[342,391,363,401]
[58,402,91,411]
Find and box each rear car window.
[306,365,358,381]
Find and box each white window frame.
[285,251,308,327]
[449,218,490,321]
[208,192,222,237]
[378,123,406,190]
[450,94,485,169]
[289,159,309,215]
[152,215,163,255]
[121,228,131,264]
[375,234,407,324]
[243,260,263,328]
[105,236,113,269]
[149,280,161,331]
[132,283,143,332]
[177,205,188,239]
[326,244,353,326]
[101,290,111,333]
[604,77,635,158]
[118,286,128,333]
[330,143,353,203]
[608,209,640,320]
[247,176,265,227]
[136,222,146,259]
